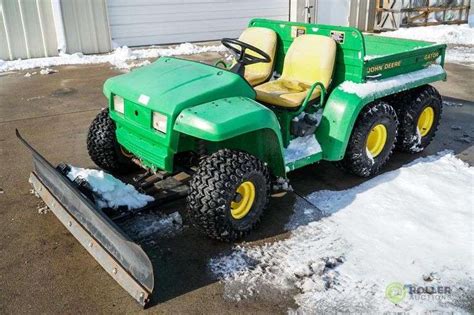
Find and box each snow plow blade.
[17,130,154,307]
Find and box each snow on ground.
[67,166,154,210]
[340,64,444,98]
[383,24,474,46]
[121,211,183,242]
[284,135,322,164]
[381,24,474,65]
[210,152,474,313]
[0,43,226,73]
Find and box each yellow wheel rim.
[366,124,387,158]
[417,106,435,137]
[230,181,255,220]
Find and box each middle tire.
[186,149,270,242]
[340,101,399,177]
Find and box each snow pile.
[210,152,474,313]
[382,24,474,64]
[383,24,474,46]
[0,43,226,72]
[284,135,322,164]
[445,46,474,65]
[121,211,183,241]
[340,64,444,98]
[67,166,154,210]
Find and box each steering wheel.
[221,38,271,76]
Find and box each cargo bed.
[363,35,447,81]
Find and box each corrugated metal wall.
[1,0,381,60]
[107,0,290,47]
[60,0,111,54]
[349,0,376,31]
[0,0,58,60]
[293,0,376,31]
[0,0,112,60]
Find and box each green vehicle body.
[103,19,447,178]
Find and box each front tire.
[340,101,398,177]
[396,85,442,153]
[186,149,270,242]
[87,108,136,173]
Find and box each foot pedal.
[291,113,319,137]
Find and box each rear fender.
[317,65,446,161]
[174,97,286,177]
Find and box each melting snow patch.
[67,166,154,210]
[39,68,58,75]
[210,152,474,313]
[37,205,50,215]
[364,54,384,61]
[444,100,464,107]
[445,46,474,65]
[0,43,226,72]
[121,211,183,241]
[365,148,375,164]
[284,135,322,164]
[340,65,444,98]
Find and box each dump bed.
[250,19,447,85]
[363,35,447,81]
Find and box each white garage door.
[107,0,290,47]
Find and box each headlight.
[114,95,124,114]
[152,112,168,133]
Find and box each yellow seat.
[255,35,336,108]
[237,27,277,86]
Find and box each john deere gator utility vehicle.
[19,19,447,306]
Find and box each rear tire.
[87,108,136,173]
[340,101,398,177]
[395,85,442,153]
[186,149,270,242]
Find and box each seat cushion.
[255,34,336,108]
[237,27,277,86]
[245,71,271,87]
[255,79,321,108]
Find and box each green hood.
[103,58,255,117]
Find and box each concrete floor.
[0,55,472,314]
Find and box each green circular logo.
[385,282,407,304]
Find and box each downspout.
[51,0,67,54]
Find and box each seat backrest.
[238,27,277,78]
[281,35,336,88]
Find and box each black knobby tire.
[340,101,398,177]
[395,85,442,153]
[186,149,270,242]
[87,108,136,173]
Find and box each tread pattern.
[186,149,270,242]
[395,85,443,153]
[87,108,135,173]
[341,101,399,177]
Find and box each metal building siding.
[0,0,58,60]
[107,0,290,47]
[60,0,112,54]
[349,0,376,31]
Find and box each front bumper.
[116,126,172,171]
[110,110,173,172]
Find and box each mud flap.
[17,130,154,307]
